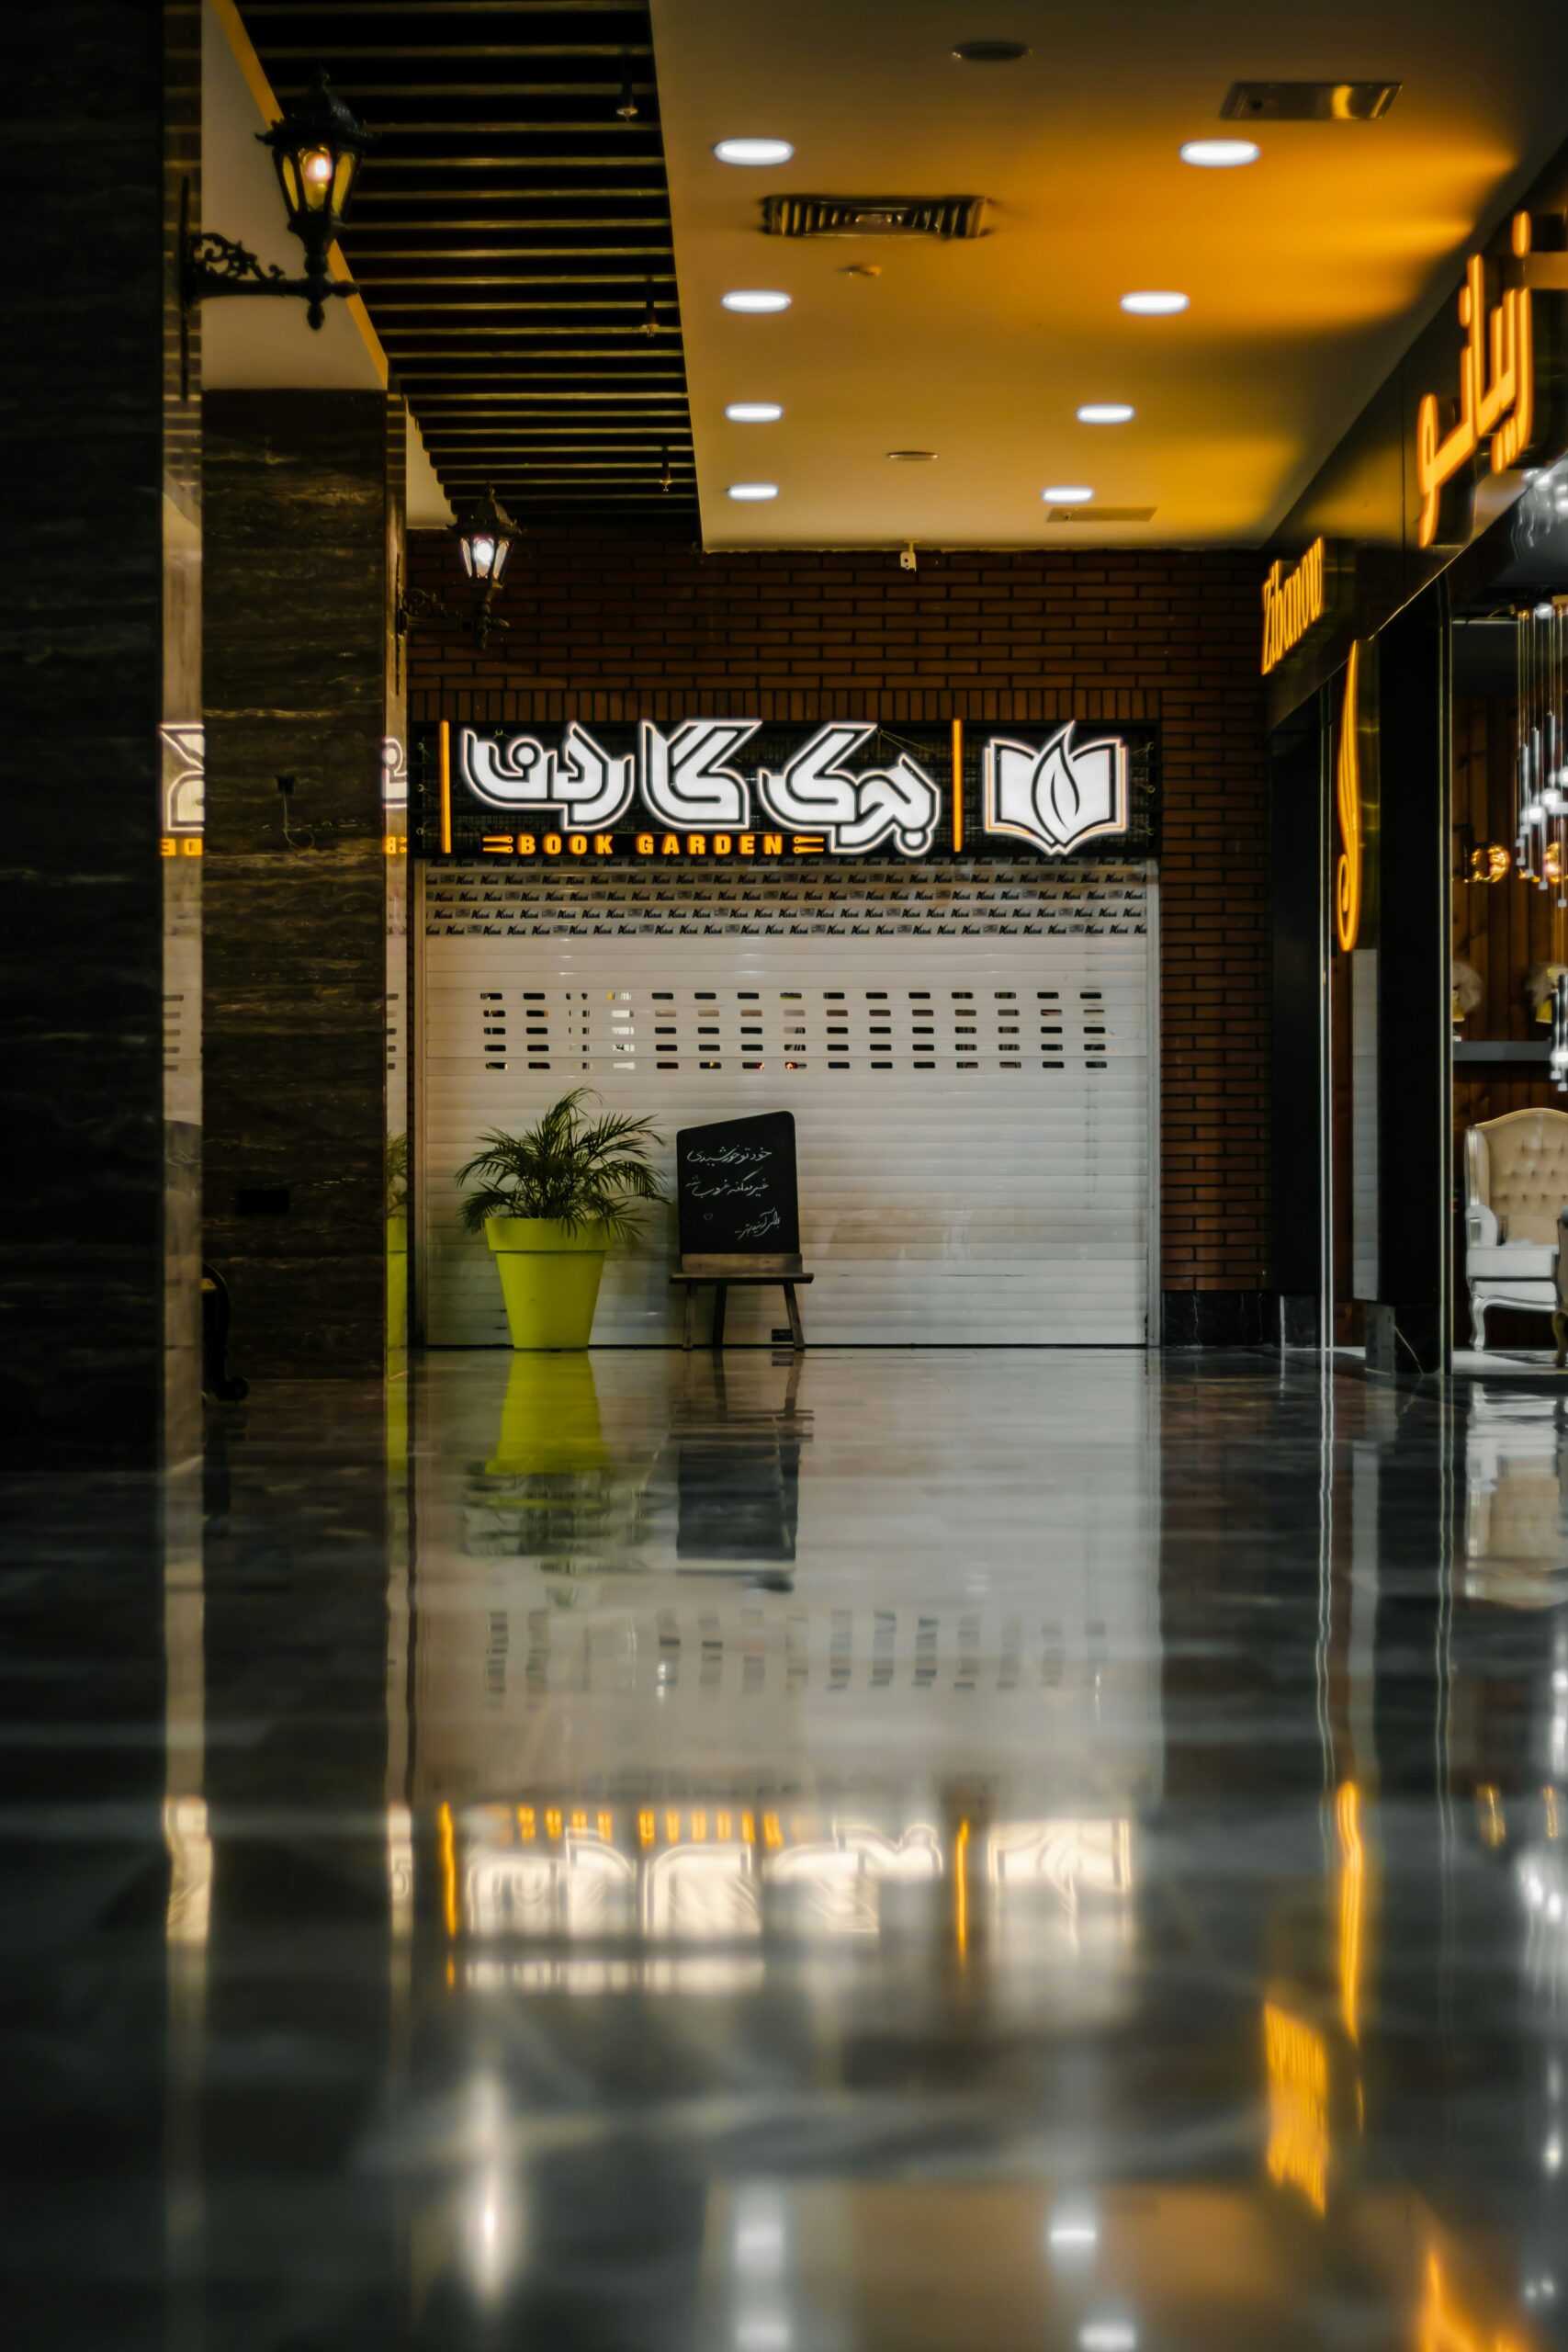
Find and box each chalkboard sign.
[676,1113,800,1257]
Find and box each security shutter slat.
[419,861,1154,1345]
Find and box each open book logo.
[982,725,1128,854]
[159,723,205,833]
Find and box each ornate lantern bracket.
[177,68,372,398]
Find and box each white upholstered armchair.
[1464,1108,1568,1358]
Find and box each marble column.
[0,0,203,1471]
[0,6,201,2338]
[202,389,402,1376]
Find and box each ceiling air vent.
[1045,505,1155,525]
[761,194,987,240]
[1221,80,1399,121]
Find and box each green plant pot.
[485,1217,608,1350]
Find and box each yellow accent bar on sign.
[952,719,964,851]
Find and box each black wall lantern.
[180,67,373,396]
[453,484,516,641]
[394,486,520,683]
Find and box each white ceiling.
[201,0,451,524]
[651,0,1568,548]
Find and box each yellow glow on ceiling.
[650,0,1568,548]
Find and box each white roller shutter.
[417,860,1156,1346]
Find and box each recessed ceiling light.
[726,401,784,423]
[722,288,792,313]
[953,39,1031,62]
[1121,289,1189,315]
[1077,402,1134,424]
[1180,137,1259,167]
[887,449,937,462]
[714,137,795,167]
[839,263,881,278]
[728,481,779,501]
[1043,485,1094,503]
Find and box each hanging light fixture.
[1467,842,1513,883]
[1514,597,1568,1089]
[452,486,517,650]
[659,445,673,494]
[179,68,373,395]
[1516,599,1568,898]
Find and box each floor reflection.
[20,1351,1568,2342]
[1463,1385,1568,1610]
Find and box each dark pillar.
[0,0,203,1468]
[1370,585,1451,1372]
[1269,707,1328,1347]
[202,390,401,1375]
[0,6,199,2339]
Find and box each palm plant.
[456,1090,666,1243]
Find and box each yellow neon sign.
[1261,537,1326,673]
[1336,641,1363,952]
[1416,211,1536,550]
[476,831,793,860]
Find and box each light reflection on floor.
[11,1348,1568,2345]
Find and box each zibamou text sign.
[415,718,1158,864]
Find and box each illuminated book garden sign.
[415,717,1157,863]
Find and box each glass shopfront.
[1264,136,1568,1374]
[1450,515,1568,1366]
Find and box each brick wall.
[408,526,1269,1316]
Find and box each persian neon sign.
[1415,211,1537,550]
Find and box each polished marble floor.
[8,1349,1568,2346]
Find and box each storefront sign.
[1334,640,1379,954]
[1415,210,1537,550]
[1336,643,1363,951]
[418,717,1158,863]
[1261,538,1326,673]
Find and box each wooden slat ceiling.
[238,0,695,515]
